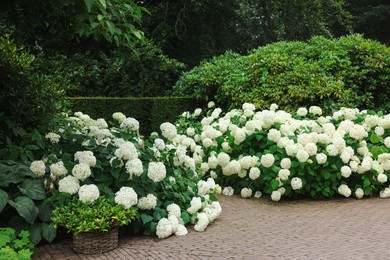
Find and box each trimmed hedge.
[174,34,390,112]
[66,97,201,135]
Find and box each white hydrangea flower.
[78,184,100,203]
[280,158,291,169]
[261,154,275,168]
[50,161,68,177]
[270,103,278,111]
[240,188,252,198]
[112,112,126,123]
[249,167,261,180]
[96,118,108,129]
[338,184,351,197]
[309,106,322,116]
[297,107,308,117]
[222,160,241,176]
[221,142,231,151]
[316,153,327,164]
[120,117,140,131]
[278,169,290,181]
[197,178,216,196]
[271,191,281,201]
[203,201,222,223]
[326,144,339,156]
[211,108,222,118]
[267,129,281,143]
[154,138,165,150]
[147,162,166,182]
[380,188,390,198]
[30,160,46,177]
[137,194,157,210]
[377,173,388,183]
[186,127,196,137]
[355,188,364,199]
[233,128,246,145]
[167,203,181,219]
[383,136,390,148]
[72,163,91,181]
[187,197,202,214]
[160,122,178,140]
[291,177,302,190]
[254,191,262,198]
[207,101,215,108]
[58,175,80,194]
[285,144,299,157]
[349,125,368,140]
[304,143,318,156]
[115,187,138,209]
[156,218,173,239]
[74,151,96,167]
[217,152,230,167]
[222,186,234,196]
[125,158,144,179]
[114,142,138,161]
[194,108,202,117]
[45,132,61,144]
[194,212,209,232]
[374,126,384,136]
[175,224,188,237]
[341,166,352,178]
[296,150,310,163]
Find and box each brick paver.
[35,195,390,259]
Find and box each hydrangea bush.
[174,102,390,201]
[30,111,221,239]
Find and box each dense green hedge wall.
[174,35,390,112]
[67,97,201,135]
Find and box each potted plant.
[51,187,137,255]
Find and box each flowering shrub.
[175,102,390,201]
[32,111,221,239]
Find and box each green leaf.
[370,133,382,144]
[41,223,56,243]
[28,223,42,245]
[181,212,190,224]
[18,179,46,200]
[271,179,279,190]
[140,213,153,225]
[321,171,330,180]
[0,189,8,212]
[363,179,371,187]
[8,196,38,224]
[99,0,107,9]
[84,0,94,12]
[37,203,52,222]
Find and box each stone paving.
[35,195,390,259]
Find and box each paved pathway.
[35,195,390,259]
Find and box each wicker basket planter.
[72,227,119,255]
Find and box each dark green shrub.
[174,35,390,112]
[35,42,186,97]
[66,97,200,135]
[0,36,64,148]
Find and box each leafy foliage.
[0,36,64,151]
[0,228,34,260]
[34,42,186,97]
[0,0,148,49]
[175,35,390,112]
[52,196,137,235]
[0,161,55,245]
[143,0,353,66]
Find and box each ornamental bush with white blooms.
[32,111,221,239]
[174,101,389,201]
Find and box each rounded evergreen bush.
[174,35,390,112]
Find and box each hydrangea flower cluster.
[174,102,389,201]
